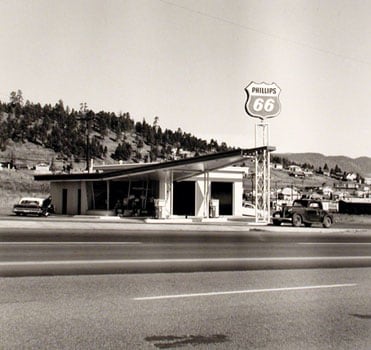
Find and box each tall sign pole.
[245,82,281,224]
[79,102,91,173]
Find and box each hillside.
[274,152,371,177]
[1,93,368,176]
[270,169,336,189]
[0,95,230,168]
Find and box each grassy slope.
[0,141,57,166]
[0,131,152,169]
[270,169,336,189]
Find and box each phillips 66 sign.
[245,82,281,120]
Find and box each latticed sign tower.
[254,124,270,223]
[245,82,281,224]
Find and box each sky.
[0,0,370,158]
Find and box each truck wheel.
[292,213,302,227]
[273,219,281,226]
[322,215,332,228]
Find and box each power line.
[159,0,371,67]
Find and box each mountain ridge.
[274,152,371,176]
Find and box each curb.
[0,217,357,233]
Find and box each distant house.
[364,174,371,185]
[345,172,358,181]
[322,186,333,199]
[323,171,330,177]
[277,187,301,201]
[271,163,283,170]
[303,169,313,176]
[0,161,13,170]
[333,191,349,200]
[288,165,304,177]
[15,162,29,170]
[334,182,359,190]
[178,149,194,158]
[34,163,51,174]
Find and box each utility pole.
[79,102,91,172]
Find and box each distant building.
[34,163,51,174]
[288,165,304,177]
[364,174,371,185]
[345,172,358,181]
[334,182,360,193]
[277,187,301,201]
[271,163,283,170]
[14,162,29,170]
[322,186,333,199]
[0,161,14,170]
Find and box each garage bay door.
[211,182,233,215]
[173,181,195,216]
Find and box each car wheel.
[273,219,281,226]
[322,215,332,228]
[292,213,302,227]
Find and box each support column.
[106,180,110,211]
[255,123,270,223]
[203,171,210,218]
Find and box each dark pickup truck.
[272,199,333,228]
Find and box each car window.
[20,199,42,206]
[309,202,320,208]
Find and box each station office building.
[35,147,273,219]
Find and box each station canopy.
[34,146,275,183]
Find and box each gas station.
[35,82,280,224]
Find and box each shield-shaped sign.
[245,82,281,120]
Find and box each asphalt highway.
[1,268,370,349]
[1,217,371,349]
[0,216,371,276]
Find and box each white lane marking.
[2,242,369,247]
[0,242,142,245]
[133,284,358,301]
[1,256,371,266]
[298,242,371,245]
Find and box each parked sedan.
[13,196,54,217]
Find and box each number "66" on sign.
[253,98,275,113]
